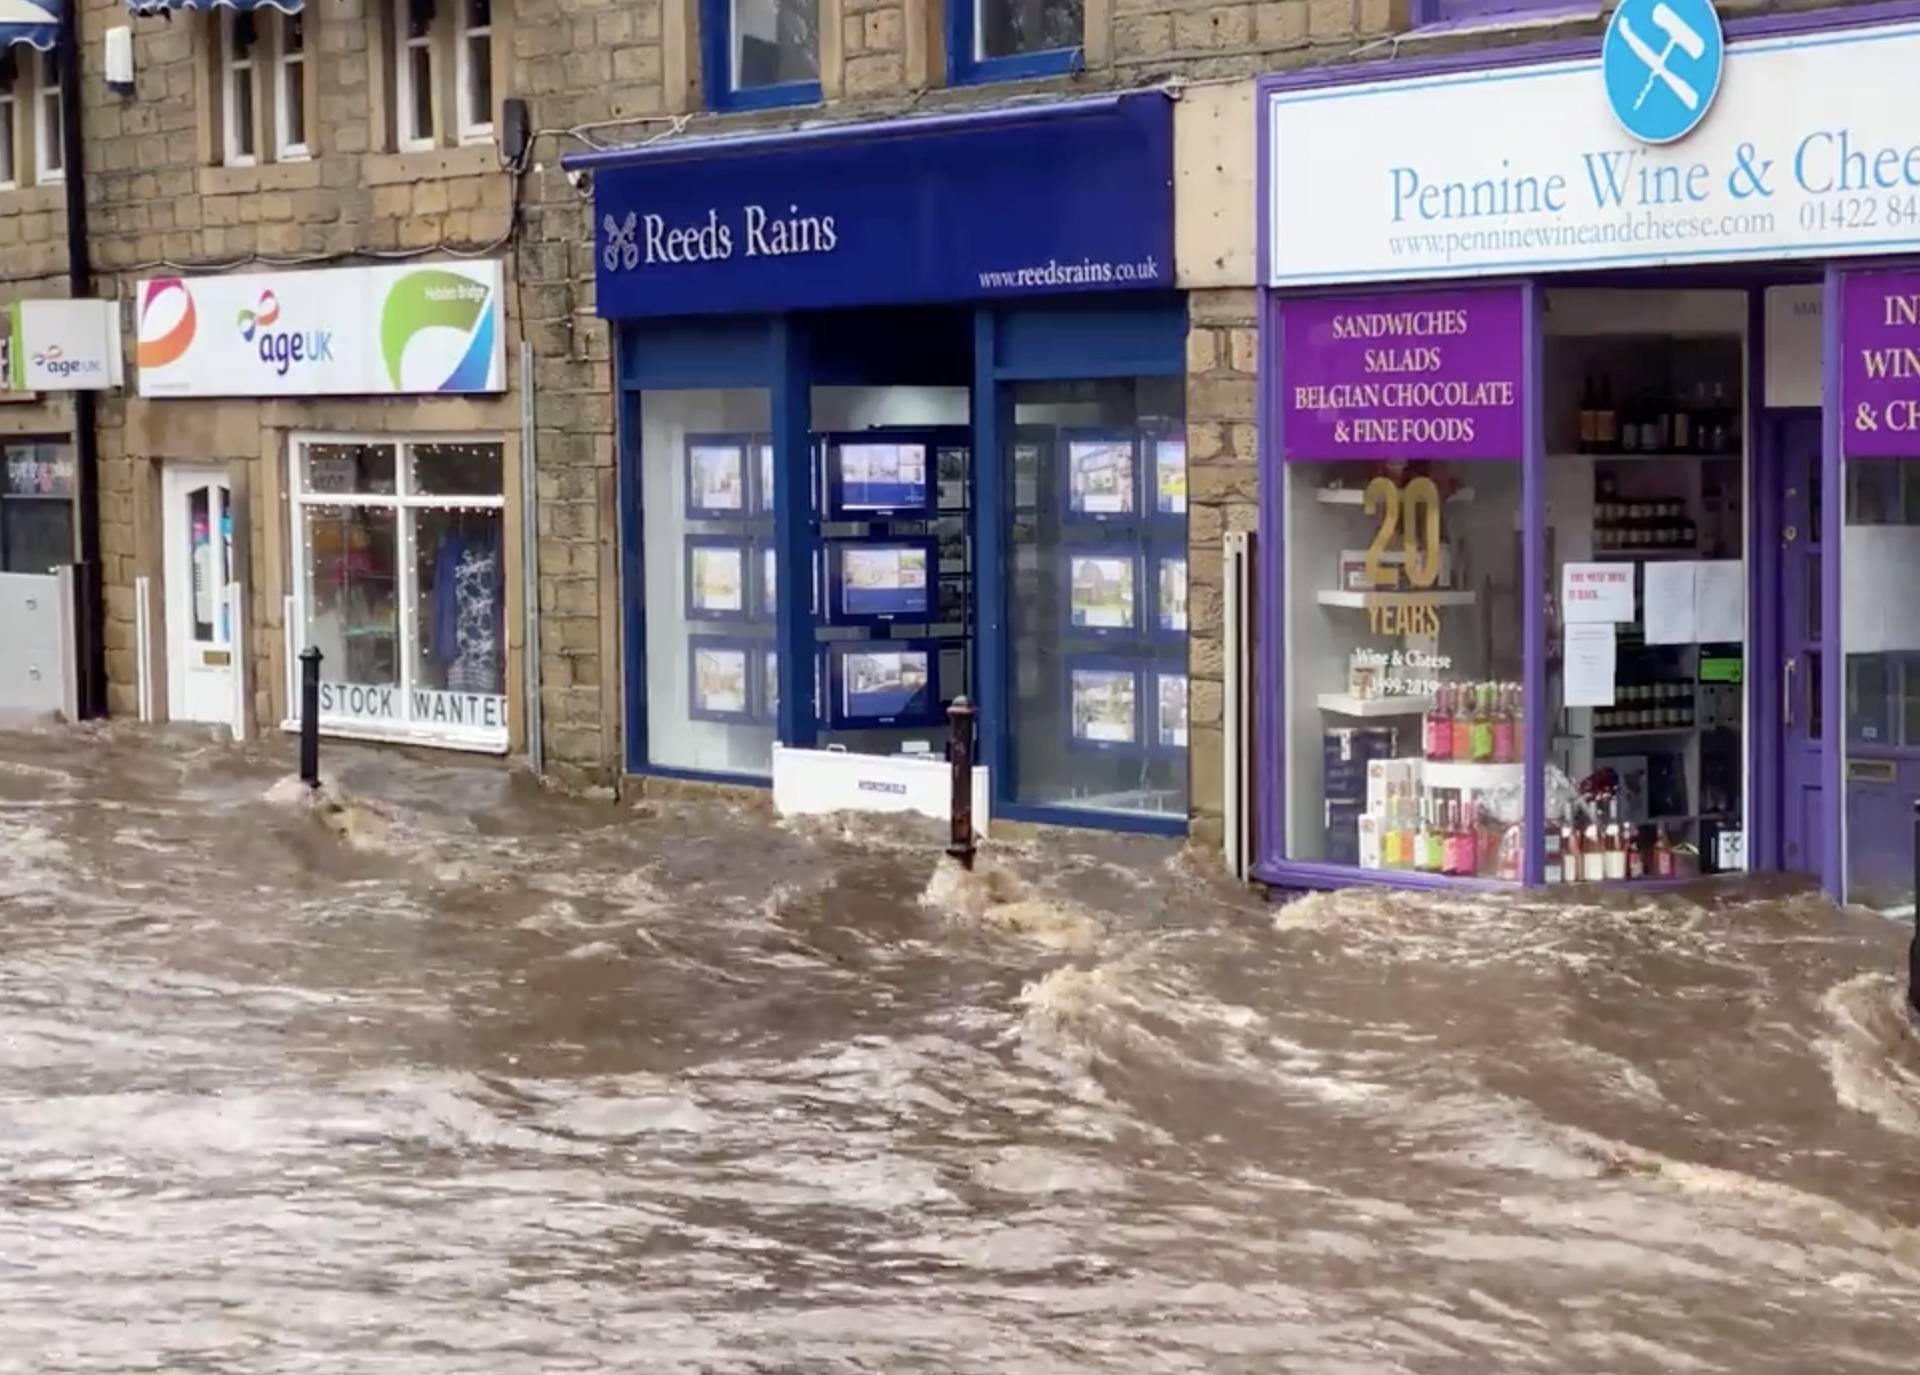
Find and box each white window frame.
[285,434,510,753]
[274,11,309,162]
[0,78,17,192]
[454,0,494,146]
[34,49,61,185]
[221,10,260,168]
[394,1,438,154]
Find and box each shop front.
[569,94,1191,832]
[1257,0,1920,908]
[1,298,118,716]
[130,259,519,751]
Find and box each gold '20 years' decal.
[1362,476,1442,589]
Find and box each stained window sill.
[363,143,503,187]
[0,185,66,215]
[199,161,325,197]
[950,46,1084,87]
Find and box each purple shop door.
[1772,413,1825,877]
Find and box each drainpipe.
[59,8,105,718]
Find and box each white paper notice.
[1642,562,1698,645]
[1564,623,1618,707]
[1694,561,1745,643]
[1561,562,1635,623]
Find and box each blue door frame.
[616,297,1190,836]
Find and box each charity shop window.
[704,0,821,111]
[213,10,311,167]
[391,0,499,151]
[0,441,76,575]
[952,0,1083,85]
[290,437,510,751]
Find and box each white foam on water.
[1817,974,1920,1140]
[921,856,1104,950]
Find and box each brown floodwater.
[1,721,1916,1373]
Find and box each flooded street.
[2,725,1918,1373]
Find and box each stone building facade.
[6,0,1840,846]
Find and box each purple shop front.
[1838,268,1920,905]
[1280,288,1527,462]
[1248,7,1920,910]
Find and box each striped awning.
[125,0,304,15]
[0,0,63,53]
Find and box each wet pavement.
[1,723,1917,1373]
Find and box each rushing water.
[1,722,1917,1373]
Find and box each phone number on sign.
[1799,195,1920,233]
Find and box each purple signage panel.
[1280,287,1526,461]
[1842,270,1920,459]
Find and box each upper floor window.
[952,0,1082,85]
[703,0,820,111]
[0,46,64,191]
[456,0,493,144]
[0,56,17,192]
[214,10,310,167]
[35,47,61,183]
[390,0,498,152]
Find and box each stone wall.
[15,0,1869,809]
[1183,288,1259,848]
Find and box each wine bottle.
[1470,683,1494,763]
[1396,790,1418,872]
[1583,821,1607,882]
[1492,683,1516,763]
[1425,684,1453,763]
[1451,683,1473,762]
[1709,382,1731,454]
[1448,796,1479,877]
[1579,376,1598,454]
[1597,376,1618,452]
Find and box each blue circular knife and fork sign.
[1602,0,1726,144]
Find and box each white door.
[161,465,235,724]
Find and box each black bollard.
[1910,800,1919,1020]
[947,695,977,872]
[299,646,323,790]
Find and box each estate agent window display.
[288,436,509,750]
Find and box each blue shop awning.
[0,0,64,53]
[125,0,304,15]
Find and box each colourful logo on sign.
[136,278,198,369]
[29,345,103,380]
[236,290,281,342]
[378,269,497,393]
[235,289,334,375]
[1602,0,1725,145]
